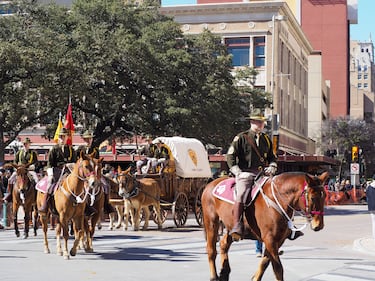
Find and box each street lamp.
[270,14,287,139]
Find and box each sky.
[350,0,374,41]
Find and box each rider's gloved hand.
[230,165,241,177]
[264,162,277,176]
[28,164,35,171]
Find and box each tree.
[0,0,245,162]
[321,117,375,178]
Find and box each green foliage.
[0,0,245,162]
[322,117,375,177]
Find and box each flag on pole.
[64,103,75,145]
[53,114,63,143]
[112,137,116,155]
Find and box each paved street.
[1,204,375,281]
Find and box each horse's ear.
[117,166,122,174]
[304,173,314,185]
[80,150,85,159]
[319,171,330,183]
[125,166,131,174]
[98,157,104,164]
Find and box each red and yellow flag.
[64,103,75,145]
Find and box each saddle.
[212,176,269,206]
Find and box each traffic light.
[352,146,359,162]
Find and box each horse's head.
[4,162,32,193]
[302,171,329,231]
[117,166,137,198]
[15,164,32,192]
[75,152,101,191]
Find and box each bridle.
[260,174,325,232]
[118,172,139,199]
[300,181,326,217]
[61,158,99,204]
[15,167,32,204]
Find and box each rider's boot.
[288,230,304,240]
[104,193,115,214]
[84,205,97,217]
[39,192,51,213]
[229,202,244,242]
[3,184,14,203]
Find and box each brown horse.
[82,156,104,252]
[202,171,329,281]
[4,163,38,239]
[37,153,100,259]
[117,167,162,231]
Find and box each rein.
[60,159,97,204]
[260,175,324,233]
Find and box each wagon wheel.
[152,205,168,224]
[194,186,205,226]
[172,192,189,227]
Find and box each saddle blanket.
[212,176,268,205]
[35,176,48,193]
[35,176,60,194]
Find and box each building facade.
[349,39,375,121]
[160,0,325,155]
[299,0,358,118]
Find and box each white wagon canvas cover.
[153,136,212,178]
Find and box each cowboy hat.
[23,137,32,144]
[145,135,152,141]
[247,108,267,121]
[82,130,94,139]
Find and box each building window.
[253,36,265,67]
[358,65,362,72]
[363,65,368,72]
[364,83,368,88]
[225,37,250,67]
[358,73,362,79]
[358,83,362,88]
[364,73,368,80]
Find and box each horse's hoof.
[70,249,76,257]
[64,255,70,260]
[44,248,50,254]
[23,233,28,239]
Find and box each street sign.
[350,163,360,175]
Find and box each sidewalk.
[353,237,375,256]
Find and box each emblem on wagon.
[188,149,198,166]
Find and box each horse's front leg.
[218,233,233,281]
[204,214,220,281]
[142,206,150,230]
[133,207,141,231]
[154,204,163,230]
[39,212,50,254]
[70,215,84,257]
[55,219,63,256]
[253,241,283,281]
[12,203,20,237]
[252,250,271,281]
[23,209,30,239]
[33,207,38,236]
